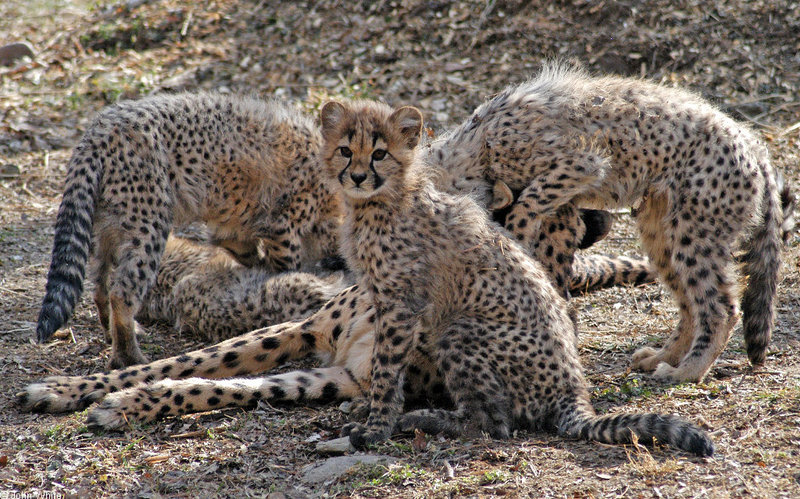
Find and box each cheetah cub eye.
[320,101,423,200]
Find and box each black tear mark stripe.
[338,156,352,184]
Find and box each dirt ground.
[1,0,799,497]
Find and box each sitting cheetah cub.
[430,63,789,382]
[320,99,713,455]
[36,93,340,368]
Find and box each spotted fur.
[36,93,340,368]
[425,63,790,382]
[139,230,652,345]
[136,235,349,342]
[16,173,712,457]
[320,99,712,455]
[17,284,397,425]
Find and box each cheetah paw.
[651,362,678,381]
[631,347,661,372]
[652,361,707,384]
[344,398,370,421]
[86,396,130,430]
[16,377,106,413]
[87,385,165,430]
[341,422,389,449]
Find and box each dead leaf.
[412,428,427,452]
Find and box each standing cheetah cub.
[320,99,713,455]
[36,93,340,368]
[429,63,788,382]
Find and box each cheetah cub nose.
[350,172,367,186]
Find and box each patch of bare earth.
[1,0,798,497]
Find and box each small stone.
[0,164,20,178]
[0,42,34,66]
[301,455,395,484]
[315,436,354,455]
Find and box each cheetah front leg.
[262,189,335,271]
[342,303,419,448]
[506,202,583,299]
[260,224,304,271]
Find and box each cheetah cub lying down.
[430,63,790,382]
[17,217,653,425]
[139,233,654,344]
[16,208,651,417]
[321,99,712,455]
[136,235,348,343]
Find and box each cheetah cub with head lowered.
[320,99,713,456]
[36,93,340,368]
[430,63,790,382]
[136,235,349,343]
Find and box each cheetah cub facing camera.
[36,93,340,368]
[320,99,713,456]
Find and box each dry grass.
[1,0,799,497]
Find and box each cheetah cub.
[36,93,340,368]
[136,235,349,343]
[320,99,713,456]
[430,63,789,382]
[140,234,651,344]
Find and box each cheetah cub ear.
[489,180,514,211]
[386,106,423,149]
[320,101,348,140]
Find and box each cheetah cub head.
[320,100,423,200]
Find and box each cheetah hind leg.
[630,302,739,373]
[16,318,313,414]
[92,233,117,342]
[395,319,512,440]
[87,366,365,430]
[107,295,149,369]
[634,192,740,382]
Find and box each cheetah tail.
[777,170,797,243]
[569,254,657,294]
[558,403,714,457]
[739,170,784,366]
[36,143,101,343]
